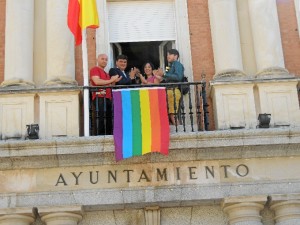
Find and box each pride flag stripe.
[122,91,133,158]
[158,88,170,155]
[131,90,142,156]
[113,91,123,161]
[113,87,170,161]
[140,89,151,154]
[149,89,161,152]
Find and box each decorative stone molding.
[0,93,36,140]
[43,77,78,87]
[214,69,246,80]
[41,212,82,225]
[145,206,160,225]
[271,201,300,224]
[0,79,35,88]
[210,82,257,130]
[223,202,264,225]
[38,90,80,139]
[255,67,290,78]
[254,80,300,127]
[0,215,34,225]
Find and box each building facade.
[0,0,300,224]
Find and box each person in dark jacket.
[109,54,137,85]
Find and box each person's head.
[116,54,128,71]
[97,54,108,69]
[143,62,155,76]
[167,49,180,63]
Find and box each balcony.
[0,81,208,141]
[1,76,300,141]
[87,81,209,136]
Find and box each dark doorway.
[112,42,161,73]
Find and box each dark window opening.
[112,41,169,73]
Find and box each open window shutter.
[108,1,176,43]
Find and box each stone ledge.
[1,127,300,154]
[0,128,300,169]
[0,181,299,211]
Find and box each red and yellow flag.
[67,0,99,46]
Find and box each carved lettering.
[138,170,150,182]
[123,170,133,182]
[189,167,197,180]
[55,173,68,186]
[108,170,117,183]
[236,164,249,177]
[71,172,82,185]
[176,167,180,180]
[157,168,168,181]
[220,165,230,178]
[53,163,250,187]
[90,171,99,184]
[205,166,214,178]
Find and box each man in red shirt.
[90,54,121,135]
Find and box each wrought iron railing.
[86,81,209,136]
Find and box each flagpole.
[82,29,90,137]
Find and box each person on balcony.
[156,49,184,125]
[136,62,162,84]
[90,54,121,135]
[109,54,137,85]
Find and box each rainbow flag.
[67,0,99,46]
[113,87,170,161]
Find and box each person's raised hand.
[129,67,138,79]
[156,68,164,76]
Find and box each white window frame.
[295,0,300,38]
[96,0,193,80]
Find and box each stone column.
[1,0,35,87]
[248,0,288,77]
[0,215,34,225]
[41,212,82,225]
[271,201,300,225]
[223,202,264,225]
[145,206,160,225]
[43,0,77,86]
[208,0,245,78]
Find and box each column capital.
[270,200,300,223]
[0,215,34,225]
[41,212,82,225]
[223,202,264,225]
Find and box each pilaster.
[2,0,35,87]
[248,0,288,77]
[208,0,245,79]
[145,206,160,225]
[43,0,76,87]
